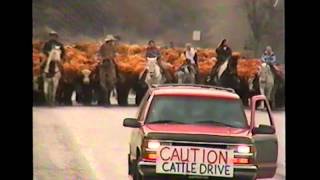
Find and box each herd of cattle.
[33,41,285,108]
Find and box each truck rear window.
[145,95,249,129]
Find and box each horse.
[207,56,241,93]
[144,57,163,87]
[42,46,62,106]
[33,75,46,106]
[249,62,275,109]
[235,76,256,107]
[175,64,196,84]
[246,73,262,107]
[97,58,118,106]
[135,69,149,105]
[269,64,285,109]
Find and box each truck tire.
[238,177,256,180]
[128,154,132,175]
[133,154,142,180]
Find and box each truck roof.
[151,84,239,99]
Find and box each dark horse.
[268,64,285,109]
[133,69,149,105]
[206,56,241,96]
[96,58,118,106]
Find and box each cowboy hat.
[104,34,116,42]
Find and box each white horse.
[256,63,275,109]
[43,46,62,106]
[144,57,163,87]
[175,64,196,84]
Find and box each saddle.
[101,58,112,65]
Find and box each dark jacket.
[42,39,65,58]
[208,45,232,80]
[146,47,161,58]
[216,45,232,62]
[98,42,116,60]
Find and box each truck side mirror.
[252,125,275,135]
[123,118,141,128]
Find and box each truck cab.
[123,84,277,180]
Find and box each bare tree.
[243,0,277,56]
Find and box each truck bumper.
[138,161,257,179]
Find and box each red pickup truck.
[123,84,278,180]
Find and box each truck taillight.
[143,152,157,161]
[142,139,170,161]
[229,145,253,154]
[233,157,249,164]
[237,145,250,154]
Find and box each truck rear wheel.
[133,154,142,180]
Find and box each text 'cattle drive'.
[156,146,234,177]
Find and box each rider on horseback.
[261,46,284,81]
[42,31,65,59]
[40,31,65,105]
[96,34,119,105]
[207,39,232,82]
[97,34,119,77]
[41,31,65,75]
[183,43,199,81]
[98,34,117,63]
[145,40,165,76]
[261,46,276,65]
[146,40,161,59]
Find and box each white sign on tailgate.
[156,146,234,177]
